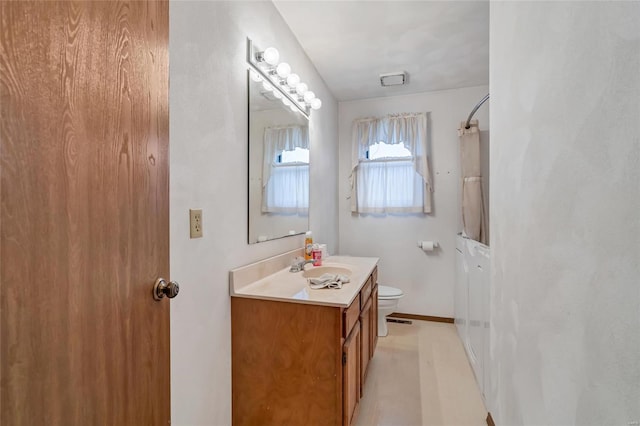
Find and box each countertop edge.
[230,256,379,308]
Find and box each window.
[350,113,433,214]
[367,142,412,160]
[278,147,309,164]
[262,125,309,214]
[357,142,423,213]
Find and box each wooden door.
[343,322,360,426]
[0,1,170,425]
[359,297,372,396]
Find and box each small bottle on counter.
[312,244,322,266]
[304,231,313,260]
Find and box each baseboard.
[389,312,455,324]
[486,412,495,426]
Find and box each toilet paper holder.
[417,241,439,251]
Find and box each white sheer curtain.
[262,125,309,213]
[264,164,309,213]
[350,113,433,214]
[356,159,424,213]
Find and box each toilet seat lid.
[378,285,403,298]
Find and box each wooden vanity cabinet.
[343,322,360,426]
[359,296,372,397]
[371,283,379,354]
[371,267,379,354]
[231,266,378,426]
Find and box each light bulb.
[262,81,273,92]
[261,47,279,65]
[282,98,292,106]
[276,63,291,78]
[250,70,262,82]
[286,73,300,88]
[272,90,283,99]
[303,91,315,103]
[295,82,308,96]
[310,98,322,110]
[290,104,298,112]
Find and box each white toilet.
[377,285,404,337]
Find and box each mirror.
[248,70,310,244]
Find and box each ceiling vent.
[380,71,407,87]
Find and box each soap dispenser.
[304,231,313,260]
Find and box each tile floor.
[355,320,487,426]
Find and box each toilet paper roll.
[418,241,438,252]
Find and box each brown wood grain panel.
[372,266,378,287]
[343,321,360,426]
[232,298,343,426]
[486,412,496,426]
[343,295,360,338]
[389,312,455,323]
[359,297,372,396]
[359,277,372,309]
[371,284,379,355]
[1,1,170,425]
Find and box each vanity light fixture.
[303,91,315,103]
[257,47,279,66]
[286,73,300,88]
[295,83,308,96]
[247,38,322,117]
[310,98,322,110]
[276,62,291,78]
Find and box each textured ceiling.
[273,1,489,102]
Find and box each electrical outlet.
[189,209,203,238]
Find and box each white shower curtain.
[459,119,487,244]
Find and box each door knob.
[153,278,180,301]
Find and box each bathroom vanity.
[230,250,379,426]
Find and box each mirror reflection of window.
[262,126,309,214]
[279,147,309,164]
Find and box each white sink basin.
[302,265,353,279]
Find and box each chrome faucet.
[289,257,315,272]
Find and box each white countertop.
[230,255,379,308]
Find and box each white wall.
[338,86,489,318]
[170,2,338,424]
[490,2,640,424]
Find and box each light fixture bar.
[247,38,321,117]
[247,61,308,118]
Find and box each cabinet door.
[455,244,468,342]
[371,284,378,356]
[343,322,360,426]
[359,297,372,396]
